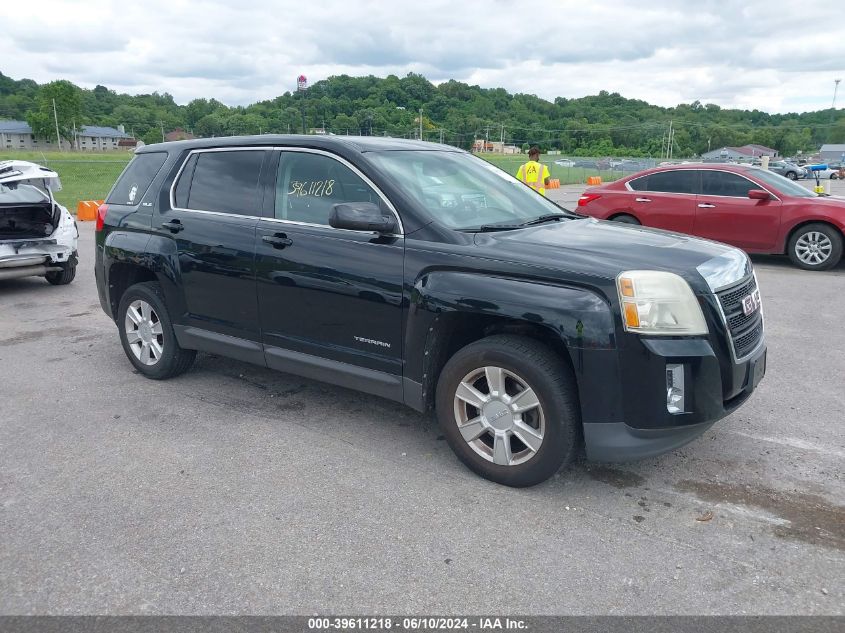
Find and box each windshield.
[0,182,50,204]
[366,150,573,230]
[751,168,816,197]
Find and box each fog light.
[666,363,685,414]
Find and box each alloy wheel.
[124,299,164,366]
[453,366,545,466]
[795,231,833,266]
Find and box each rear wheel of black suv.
[435,335,580,487]
[117,281,196,379]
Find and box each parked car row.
[553,158,657,171]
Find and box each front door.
[256,149,405,387]
[694,170,782,251]
[155,148,271,351]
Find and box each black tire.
[45,262,76,285]
[610,213,641,225]
[787,223,843,271]
[786,171,798,180]
[117,281,196,379]
[435,334,580,487]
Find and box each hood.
[473,217,741,292]
[803,194,845,207]
[0,161,62,192]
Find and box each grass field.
[1,151,131,209]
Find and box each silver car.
[767,160,805,180]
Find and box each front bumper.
[581,336,766,462]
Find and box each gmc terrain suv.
[95,136,767,487]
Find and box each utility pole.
[500,123,504,151]
[52,98,61,149]
[666,120,674,160]
[485,125,490,152]
[160,121,165,142]
[832,79,842,125]
[419,108,423,140]
[439,128,443,144]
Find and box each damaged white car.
[0,160,78,285]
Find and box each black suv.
[95,136,766,487]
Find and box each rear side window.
[645,170,698,194]
[177,150,266,215]
[107,152,167,205]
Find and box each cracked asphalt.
[1,184,843,614]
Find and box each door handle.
[697,203,716,208]
[262,233,293,249]
[161,219,184,233]
[635,197,651,203]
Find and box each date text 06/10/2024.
[307,617,528,630]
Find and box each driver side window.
[275,152,379,225]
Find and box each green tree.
[26,80,83,147]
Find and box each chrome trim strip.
[167,145,405,235]
[260,216,402,239]
[623,168,781,201]
[711,271,765,364]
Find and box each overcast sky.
[3,0,843,114]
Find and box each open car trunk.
[0,201,60,240]
[0,161,64,241]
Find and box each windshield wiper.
[471,224,523,232]
[520,213,567,226]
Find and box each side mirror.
[329,202,397,234]
[747,189,771,200]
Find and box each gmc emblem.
[742,289,762,317]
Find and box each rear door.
[694,169,782,251]
[627,169,699,233]
[153,147,271,357]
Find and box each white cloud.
[1,0,843,113]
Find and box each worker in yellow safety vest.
[516,146,551,196]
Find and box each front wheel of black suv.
[435,334,581,487]
[117,281,196,379]
[787,223,843,271]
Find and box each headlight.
[617,271,708,335]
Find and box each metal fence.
[480,155,664,186]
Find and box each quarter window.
[275,152,380,225]
[106,152,167,205]
[628,176,649,191]
[178,150,266,215]
[701,171,757,197]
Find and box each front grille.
[734,320,764,358]
[716,275,764,360]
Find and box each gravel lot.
[1,180,843,615]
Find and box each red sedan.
[577,163,845,270]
